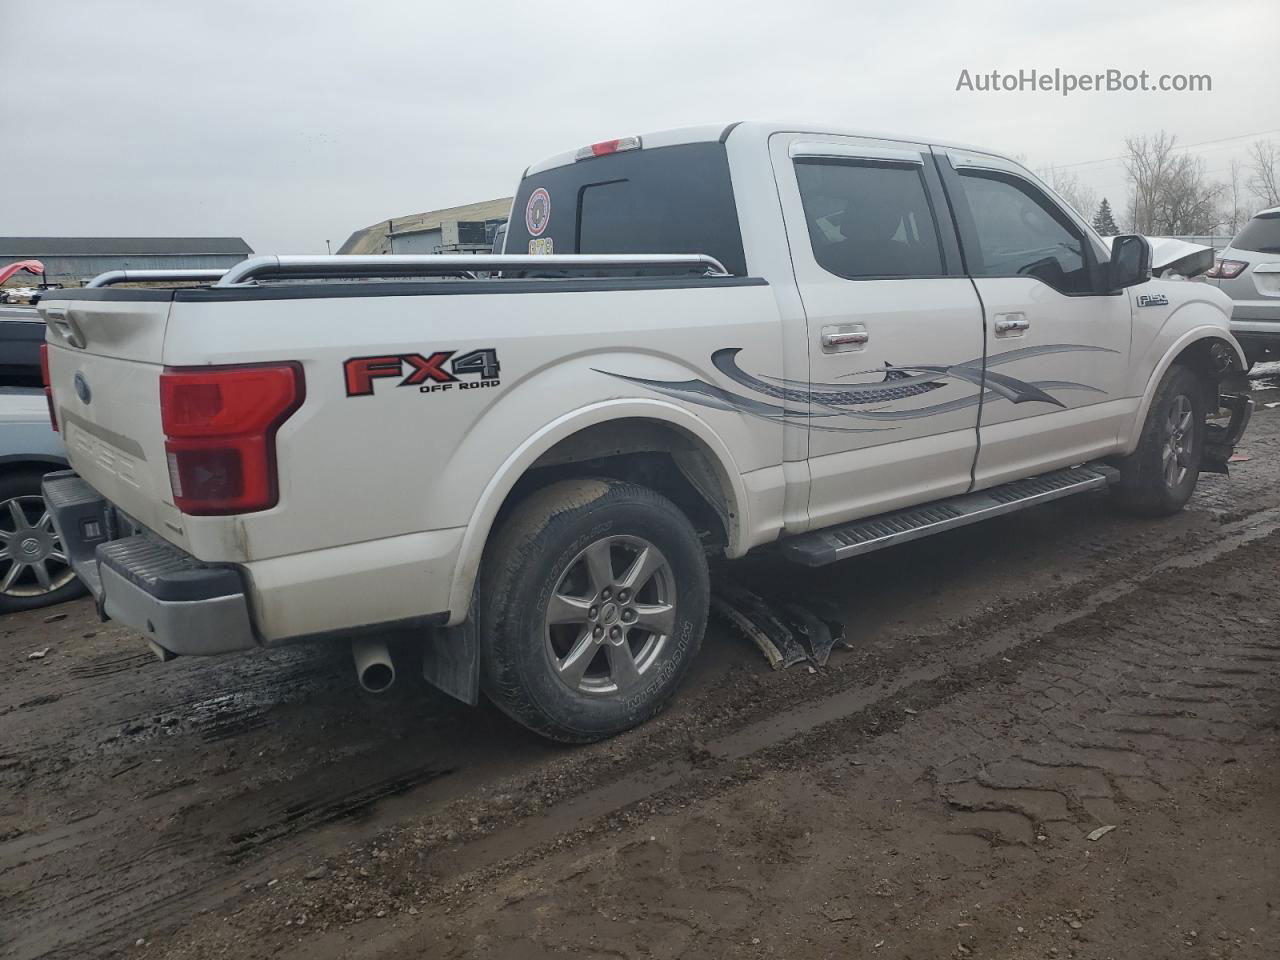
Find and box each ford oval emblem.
[73,371,91,404]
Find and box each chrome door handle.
[822,330,869,348]
[993,315,1030,334]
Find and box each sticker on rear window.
[525,187,551,237]
[528,237,554,255]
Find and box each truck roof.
[523,121,1007,177]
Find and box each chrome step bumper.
[41,471,258,657]
[781,464,1120,567]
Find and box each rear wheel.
[0,469,86,614]
[1110,364,1206,517]
[479,477,708,742]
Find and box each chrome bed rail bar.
[85,269,229,288]
[212,254,730,287]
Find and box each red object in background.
[0,259,45,285]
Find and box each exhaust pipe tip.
[352,639,396,694]
[360,661,396,693]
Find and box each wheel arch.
[1121,328,1246,454]
[0,455,67,469]
[445,400,748,624]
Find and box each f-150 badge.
[344,349,501,396]
[1137,293,1169,307]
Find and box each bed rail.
[212,254,730,287]
[85,269,228,288]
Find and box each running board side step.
[781,463,1120,567]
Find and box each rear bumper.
[41,471,258,657]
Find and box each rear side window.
[957,171,1093,295]
[506,142,747,275]
[794,158,945,279]
[1233,212,1280,254]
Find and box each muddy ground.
[4,371,1280,960]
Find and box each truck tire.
[1110,364,1206,517]
[479,477,708,742]
[0,468,86,614]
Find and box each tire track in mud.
[1,755,459,959]
[225,765,455,864]
[320,504,1280,945]
[321,520,1280,960]
[2,643,348,781]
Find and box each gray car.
[1204,207,1280,366]
[0,386,86,613]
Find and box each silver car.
[1,307,87,613]
[1204,207,1280,367]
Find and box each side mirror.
[1106,234,1152,291]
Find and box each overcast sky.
[5,0,1277,252]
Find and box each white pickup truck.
[38,122,1252,742]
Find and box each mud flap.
[422,618,480,705]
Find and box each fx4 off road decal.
[597,344,1114,433]
[344,349,501,396]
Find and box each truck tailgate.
[39,297,185,542]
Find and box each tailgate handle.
[43,308,86,348]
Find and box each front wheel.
[1110,364,1206,517]
[479,477,709,742]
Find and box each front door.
[770,133,987,529]
[937,149,1133,488]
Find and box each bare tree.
[1037,164,1097,220]
[1246,139,1280,209]
[1224,159,1249,235]
[1123,132,1224,235]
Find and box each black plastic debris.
[710,578,849,670]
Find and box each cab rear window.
[507,142,747,275]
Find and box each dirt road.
[4,372,1280,960]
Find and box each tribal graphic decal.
[596,344,1117,433]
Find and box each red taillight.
[39,343,58,432]
[159,362,304,515]
[574,135,642,161]
[1207,258,1247,279]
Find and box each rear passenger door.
[770,134,986,530]
[936,150,1132,488]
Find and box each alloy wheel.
[1162,394,1195,489]
[0,495,75,599]
[543,535,676,695]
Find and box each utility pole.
[325,239,332,255]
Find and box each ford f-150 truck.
[37,122,1252,741]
